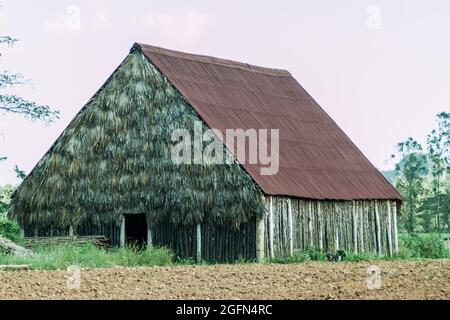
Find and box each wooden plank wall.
[152,219,256,263]
[263,197,398,258]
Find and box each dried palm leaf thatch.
[9,48,265,229]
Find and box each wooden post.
[256,215,265,263]
[352,201,358,253]
[196,224,202,263]
[318,202,323,250]
[269,196,274,259]
[69,225,74,237]
[34,228,38,238]
[147,221,153,249]
[119,216,125,247]
[19,228,25,238]
[375,201,382,255]
[359,203,364,252]
[392,201,399,253]
[387,201,393,256]
[308,201,313,248]
[288,198,294,256]
[334,202,339,252]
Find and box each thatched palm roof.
[9,47,264,228]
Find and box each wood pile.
[23,235,110,248]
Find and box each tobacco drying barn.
[9,43,402,262]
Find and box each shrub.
[269,248,327,264]
[0,218,20,242]
[399,233,449,259]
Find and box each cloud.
[131,11,213,46]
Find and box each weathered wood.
[196,223,202,263]
[23,235,109,248]
[147,223,153,248]
[374,201,382,255]
[352,201,358,253]
[317,202,323,250]
[358,202,364,252]
[308,201,313,248]
[256,215,265,263]
[0,236,35,258]
[0,264,32,271]
[392,201,399,253]
[19,228,25,238]
[288,198,294,256]
[387,200,393,256]
[269,196,274,259]
[68,225,74,237]
[119,216,125,247]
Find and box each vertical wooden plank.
[288,198,294,256]
[255,196,266,263]
[318,202,323,250]
[375,201,382,255]
[392,201,399,253]
[308,201,313,248]
[256,215,265,263]
[196,223,202,263]
[34,228,38,238]
[352,201,358,253]
[359,202,364,252]
[269,196,274,259]
[147,223,153,249]
[334,202,339,252]
[387,200,393,256]
[119,216,125,247]
[69,225,74,237]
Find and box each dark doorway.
[125,214,147,247]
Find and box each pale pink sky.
[1,0,449,184]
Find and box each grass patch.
[0,244,174,270]
[269,248,327,264]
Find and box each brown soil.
[0,260,449,300]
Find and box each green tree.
[426,112,450,232]
[393,138,428,233]
[0,36,59,122]
[1,7,59,174]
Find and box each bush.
[399,233,449,259]
[0,218,20,242]
[269,248,327,264]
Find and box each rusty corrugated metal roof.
[138,43,402,201]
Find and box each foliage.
[0,244,175,270]
[393,138,428,233]
[426,112,450,233]
[0,185,14,218]
[398,233,449,259]
[0,10,59,123]
[269,248,327,264]
[0,217,20,241]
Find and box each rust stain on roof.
[138,43,401,201]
